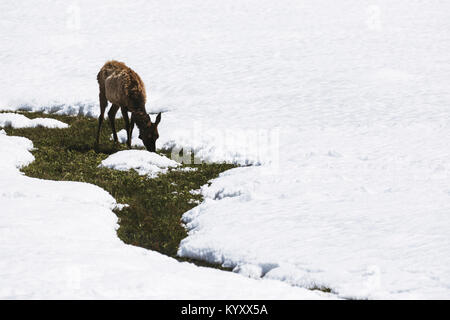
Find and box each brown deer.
[95,60,161,152]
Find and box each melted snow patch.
[100,150,179,177]
[0,113,68,129]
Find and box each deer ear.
[155,112,161,125]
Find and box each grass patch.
[1,110,335,294]
[2,111,235,270]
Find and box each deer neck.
[132,111,150,132]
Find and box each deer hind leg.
[130,113,135,146]
[95,90,108,148]
[108,104,120,143]
[120,106,131,148]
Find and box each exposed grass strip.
[2,111,235,270]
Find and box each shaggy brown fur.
[96,60,161,152]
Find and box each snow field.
[1,0,450,298]
[0,113,68,129]
[0,130,330,299]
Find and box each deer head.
[137,112,161,152]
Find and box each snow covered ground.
[1,0,450,299]
[0,130,329,299]
[0,113,68,129]
[100,150,179,177]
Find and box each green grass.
[2,111,235,270]
[1,110,335,294]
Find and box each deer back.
[98,60,147,112]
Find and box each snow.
[0,130,329,299]
[1,0,450,299]
[178,159,450,299]
[0,113,68,129]
[100,150,179,177]
[0,129,35,171]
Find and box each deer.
[95,60,161,152]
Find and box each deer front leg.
[108,104,120,143]
[121,106,131,148]
[130,115,135,148]
[95,91,108,149]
